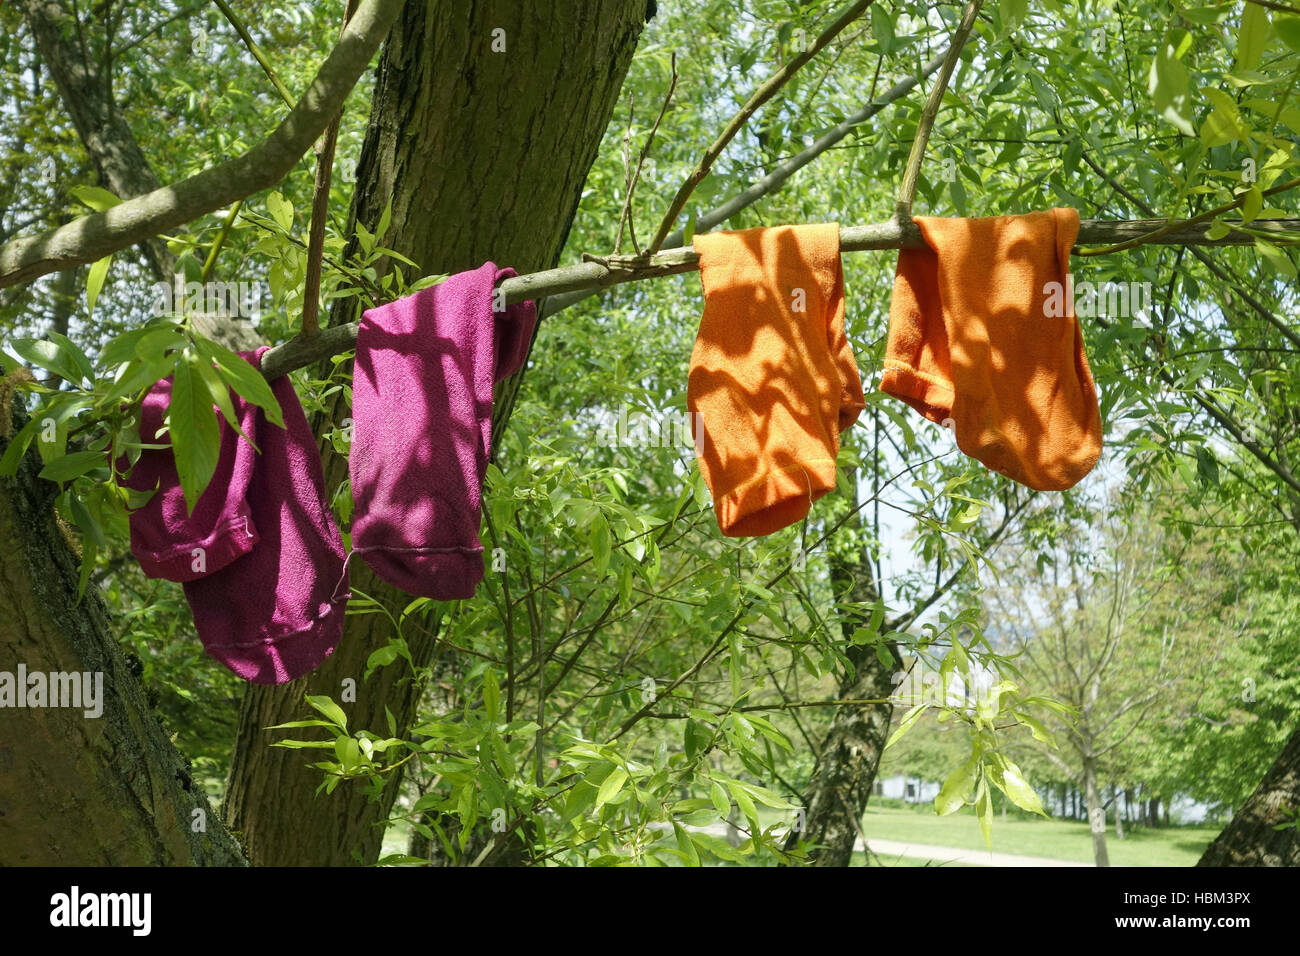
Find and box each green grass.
[857,804,1222,866]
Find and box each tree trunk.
[784,478,899,866]
[1112,784,1124,840]
[1082,756,1109,866]
[1198,726,1300,866]
[221,0,650,867]
[0,405,246,865]
[16,0,175,282]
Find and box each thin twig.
[302,0,359,339]
[614,54,678,257]
[614,93,637,255]
[895,0,985,221]
[646,0,874,254]
[199,200,242,283]
[541,47,949,319]
[1077,175,1300,257]
[211,0,296,107]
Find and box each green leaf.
[192,335,284,427]
[0,415,42,476]
[48,332,95,386]
[483,669,500,722]
[682,208,698,246]
[710,781,731,817]
[1256,238,1298,278]
[1276,14,1300,52]
[595,766,627,809]
[1236,3,1270,71]
[885,703,930,750]
[997,759,1048,816]
[10,337,89,386]
[270,739,338,750]
[169,353,222,513]
[70,184,122,212]
[100,324,172,368]
[590,513,612,575]
[1002,0,1028,31]
[85,254,113,317]
[193,356,254,446]
[335,736,362,772]
[935,757,978,816]
[266,191,293,232]
[305,694,349,731]
[67,488,107,549]
[38,450,107,483]
[733,779,798,810]
[1015,711,1057,747]
[1240,185,1263,223]
[871,6,894,52]
[672,820,700,867]
[1148,41,1195,137]
[1200,88,1249,147]
[976,781,993,849]
[265,719,339,731]
[727,780,759,834]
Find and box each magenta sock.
[350,263,537,600]
[125,348,349,684]
[120,368,261,581]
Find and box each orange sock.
[688,223,865,537]
[881,207,1102,491]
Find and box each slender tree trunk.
[1082,755,1109,867]
[221,0,650,867]
[0,405,246,865]
[1112,784,1124,840]
[1198,726,1300,866]
[784,477,899,866]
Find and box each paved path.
[860,837,1091,867]
[684,822,1090,867]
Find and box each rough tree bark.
[0,404,246,865]
[1198,726,1300,866]
[222,0,651,867]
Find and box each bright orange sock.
[881,207,1102,491]
[688,223,865,537]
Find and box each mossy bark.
[0,406,246,865]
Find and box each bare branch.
[259,216,1300,381]
[645,0,874,255]
[895,0,984,221]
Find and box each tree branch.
[894,0,984,221]
[0,0,406,290]
[645,0,874,255]
[302,0,359,339]
[256,216,1300,380]
[542,47,951,318]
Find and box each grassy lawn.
[858,804,1222,866]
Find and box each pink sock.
[350,263,536,600]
